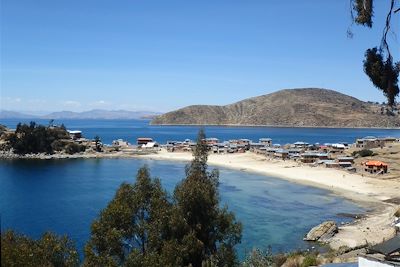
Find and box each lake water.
[1,119,399,259]
[0,158,365,259]
[2,118,400,145]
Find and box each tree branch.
[381,0,395,61]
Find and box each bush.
[352,149,374,157]
[51,140,68,152]
[7,122,70,154]
[301,254,318,267]
[1,230,79,267]
[242,248,274,267]
[65,143,86,154]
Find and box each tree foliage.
[352,0,374,27]
[84,130,242,267]
[241,248,274,267]
[363,48,400,106]
[351,0,400,106]
[1,230,79,267]
[173,128,242,267]
[84,166,171,266]
[7,122,71,154]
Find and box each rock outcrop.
[304,221,338,242]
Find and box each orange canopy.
[365,160,388,167]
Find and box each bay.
[0,158,365,259]
[1,119,397,259]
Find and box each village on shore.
[106,133,400,179]
[1,124,400,265]
[1,123,400,182]
[2,125,399,180]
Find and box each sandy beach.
[138,149,400,250]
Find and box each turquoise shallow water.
[0,158,365,259]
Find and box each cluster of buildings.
[111,137,160,151]
[68,130,398,175]
[162,135,400,175]
[355,136,398,149]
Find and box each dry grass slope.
[151,88,400,128]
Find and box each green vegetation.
[352,149,374,157]
[7,122,72,155]
[350,0,399,107]
[300,254,318,267]
[242,248,274,267]
[84,129,242,267]
[1,230,79,267]
[65,143,86,155]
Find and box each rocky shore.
[0,149,158,160]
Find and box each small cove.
[0,158,365,259]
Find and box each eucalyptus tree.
[350,0,400,107]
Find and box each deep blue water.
[2,118,400,145]
[0,158,365,259]
[1,119,397,259]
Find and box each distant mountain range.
[0,109,162,120]
[151,88,400,128]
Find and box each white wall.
[358,256,396,267]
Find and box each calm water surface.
[0,158,365,259]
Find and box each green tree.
[7,122,70,154]
[84,130,242,267]
[172,129,242,267]
[84,166,172,266]
[350,0,400,107]
[1,230,79,267]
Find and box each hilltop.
[151,88,400,128]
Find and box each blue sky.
[1,0,399,113]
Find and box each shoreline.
[136,150,400,250]
[149,123,400,130]
[1,149,399,250]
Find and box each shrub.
[352,149,374,157]
[1,230,79,267]
[301,254,318,267]
[242,248,274,267]
[65,143,86,154]
[7,122,70,154]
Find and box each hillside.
[0,110,39,119]
[151,88,400,128]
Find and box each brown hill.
[151,88,400,128]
